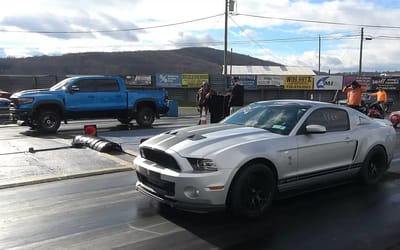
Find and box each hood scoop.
[165,130,205,141]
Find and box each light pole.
[359,27,373,76]
[224,0,228,85]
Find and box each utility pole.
[318,35,321,74]
[224,0,228,86]
[358,27,364,76]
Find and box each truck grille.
[140,147,181,171]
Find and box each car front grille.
[137,171,175,196]
[140,147,181,171]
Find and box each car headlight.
[18,97,34,105]
[188,158,218,172]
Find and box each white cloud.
[0,0,399,73]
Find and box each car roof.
[254,99,335,107]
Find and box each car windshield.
[49,78,73,91]
[222,102,310,135]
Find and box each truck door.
[95,79,125,111]
[64,79,98,111]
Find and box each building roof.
[223,65,316,76]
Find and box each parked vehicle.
[389,111,400,127]
[134,100,396,218]
[0,90,11,99]
[9,76,169,133]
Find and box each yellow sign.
[284,75,314,90]
[182,74,209,87]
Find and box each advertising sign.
[284,75,314,90]
[230,75,257,89]
[314,75,343,90]
[182,74,209,88]
[257,75,284,87]
[125,75,152,86]
[156,73,182,88]
[343,76,372,90]
[371,78,399,90]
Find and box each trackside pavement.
[0,107,199,189]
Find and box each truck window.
[72,79,120,92]
[96,79,120,92]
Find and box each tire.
[117,117,133,124]
[359,146,388,185]
[136,107,155,127]
[36,110,61,133]
[227,163,276,218]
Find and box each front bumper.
[134,157,229,212]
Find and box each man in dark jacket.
[228,76,244,114]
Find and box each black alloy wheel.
[228,163,276,218]
[360,146,387,185]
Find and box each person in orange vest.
[342,80,367,112]
[369,87,387,113]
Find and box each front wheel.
[227,163,276,218]
[359,146,388,185]
[136,107,155,127]
[36,110,61,133]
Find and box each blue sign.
[156,74,182,88]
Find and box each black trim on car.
[278,163,363,185]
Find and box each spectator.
[205,88,224,123]
[228,76,244,114]
[369,87,387,113]
[196,81,210,123]
[342,80,366,112]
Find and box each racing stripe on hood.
[142,124,239,149]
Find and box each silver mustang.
[134,99,396,217]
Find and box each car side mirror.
[305,124,326,134]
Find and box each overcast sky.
[1,0,400,73]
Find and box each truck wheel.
[136,107,155,127]
[117,117,133,124]
[37,110,61,133]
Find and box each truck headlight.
[18,97,34,105]
[188,158,218,172]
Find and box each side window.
[302,108,350,133]
[96,79,120,92]
[73,79,97,92]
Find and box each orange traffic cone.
[200,109,207,125]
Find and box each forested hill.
[0,47,282,76]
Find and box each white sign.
[314,75,343,90]
[257,75,284,86]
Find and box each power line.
[0,14,225,34]
[238,13,400,29]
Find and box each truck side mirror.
[69,85,80,92]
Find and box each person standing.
[342,80,366,112]
[369,87,387,113]
[196,81,210,124]
[228,76,244,114]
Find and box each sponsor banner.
[284,75,314,90]
[231,75,257,89]
[182,74,209,88]
[125,75,152,86]
[371,77,399,90]
[156,73,182,88]
[257,75,284,87]
[314,75,343,90]
[343,76,372,90]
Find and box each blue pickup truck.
[9,75,169,133]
